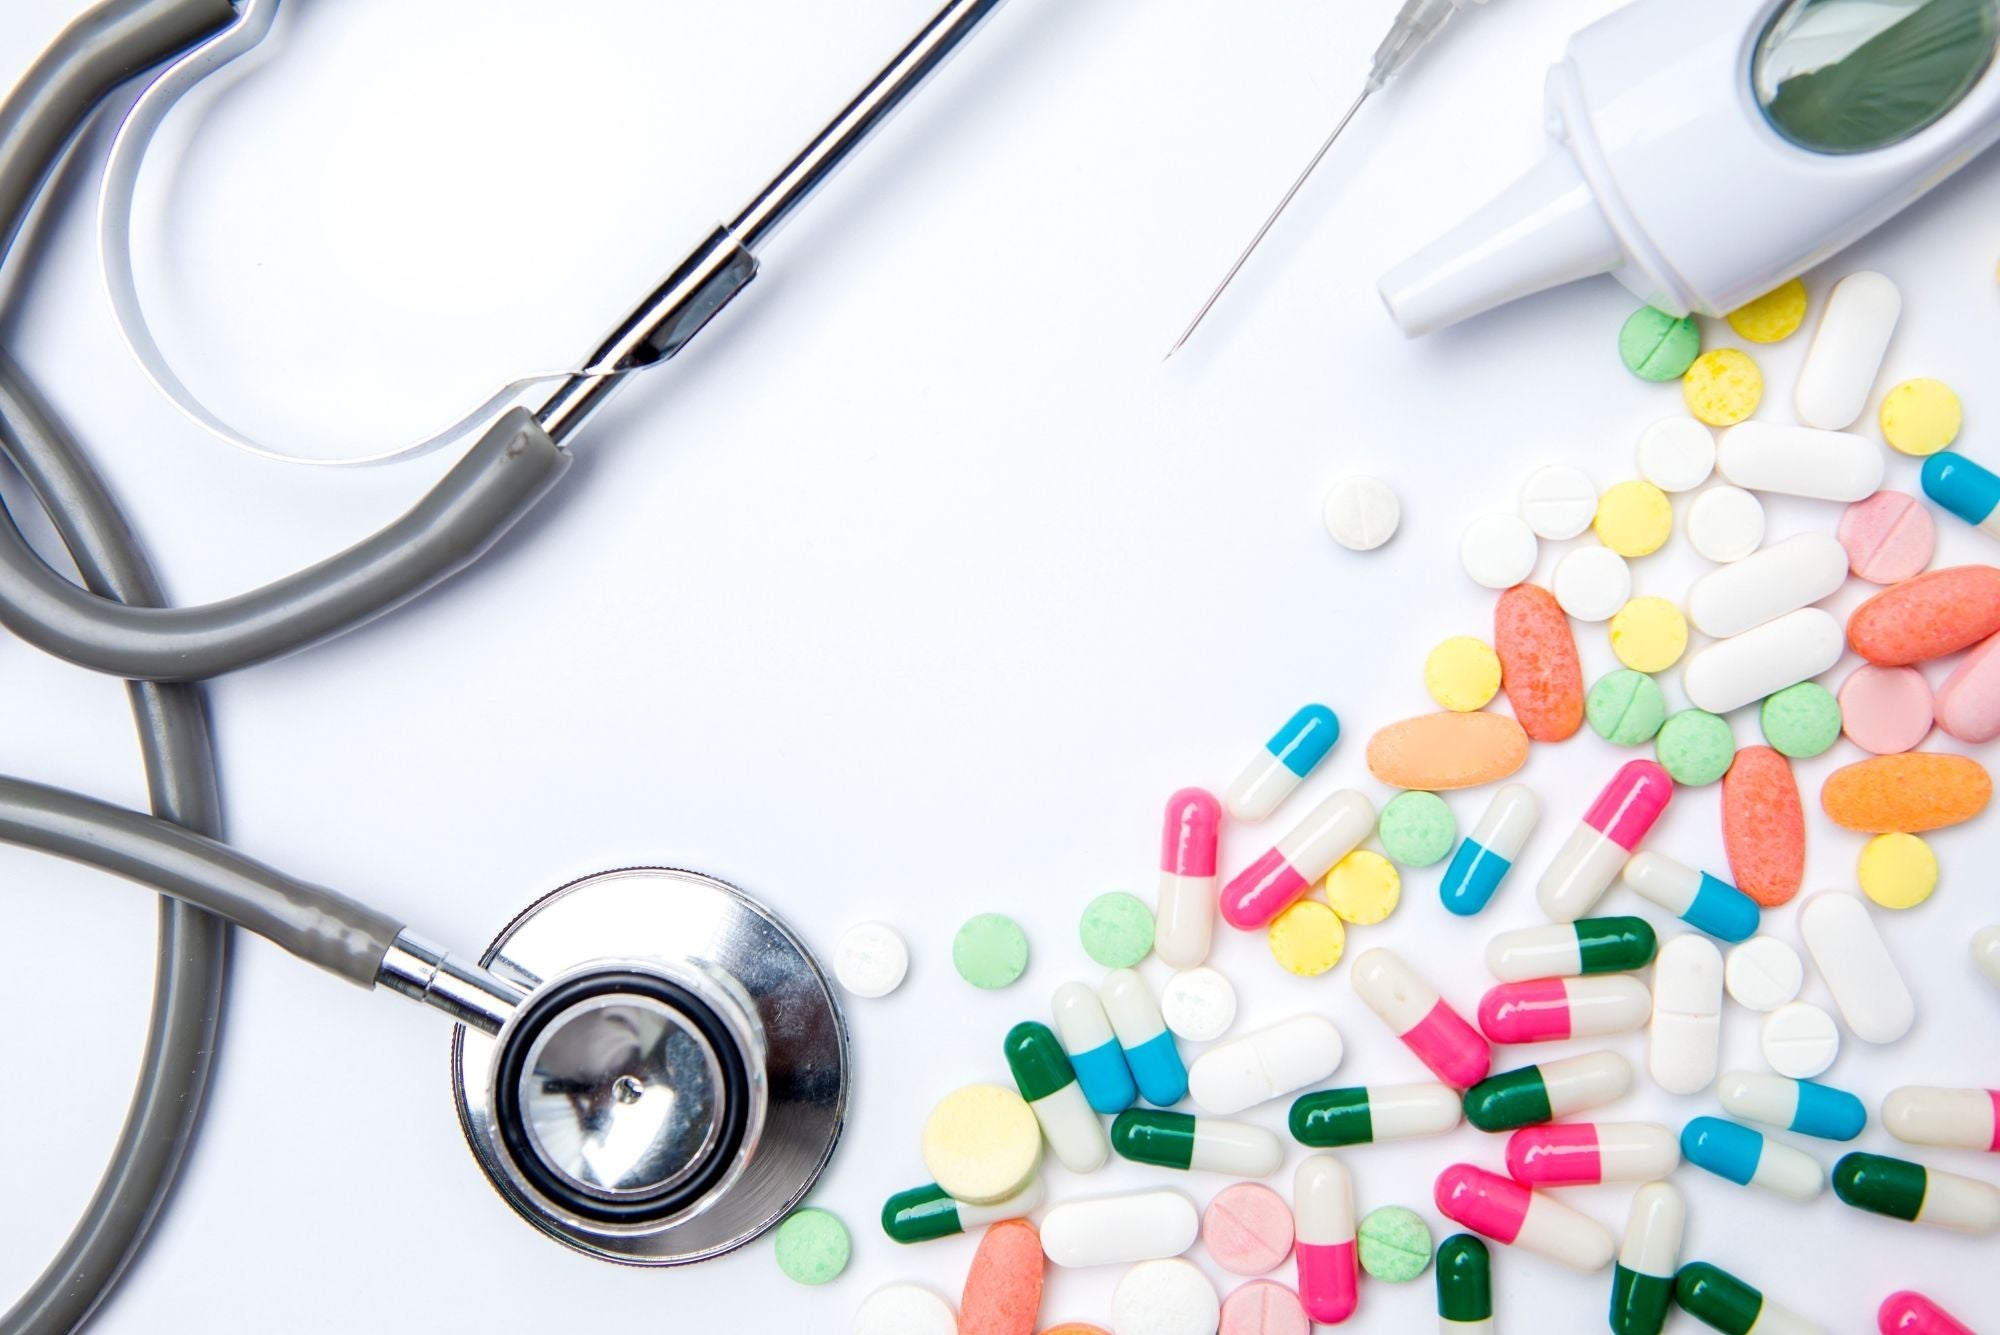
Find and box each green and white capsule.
[1004,1021,1108,1173]
[1485,916,1658,982]
[1290,1081,1463,1147]
[1462,1051,1632,1132]
[1435,1233,1493,1334]
[1674,1261,1823,1335]
[1110,1109,1284,1177]
[1608,1182,1681,1335]
[1833,1152,2000,1234]
[881,1176,1045,1244]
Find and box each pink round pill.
[1219,1280,1310,1335]
[1838,664,1935,754]
[1203,1182,1296,1275]
[1838,491,1934,585]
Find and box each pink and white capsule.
[1505,1121,1680,1187]
[1352,947,1492,1088]
[1434,1163,1616,1272]
[1295,1155,1359,1324]
[1221,790,1376,929]
[1478,976,1653,1044]
[1884,1087,2000,1153]
[1156,788,1221,968]
[1538,760,1674,921]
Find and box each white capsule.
[1649,935,1723,1095]
[1101,968,1171,1048]
[1760,1002,1840,1080]
[1974,925,2000,988]
[1561,977,1654,1037]
[954,1176,1046,1231]
[1795,271,1900,430]
[1352,947,1443,1034]
[1724,936,1804,1012]
[1799,892,1914,1044]
[1276,790,1377,882]
[1538,831,1631,922]
[1681,608,1844,715]
[1752,1138,1828,1202]
[1189,1119,1286,1176]
[1883,1086,2000,1153]
[1717,420,1885,501]
[1040,1189,1198,1267]
[1154,872,1213,970]
[1294,1154,1356,1246]
[1053,981,1118,1052]
[1543,1052,1635,1118]
[1036,1080,1110,1174]
[1485,923,1589,982]
[1189,1015,1343,1116]
[1909,1167,2000,1233]
[1686,533,1849,639]
[1365,1082,1466,1140]
[1619,1181,1683,1280]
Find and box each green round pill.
[1378,791,1455,867]
[772,1208,850,1285]
[1080,891,1155,968]
[1586,669,1668,746]
[1760,681,1842,759]
[1655,709,1736,786]
[953,913,1029,989]
[1358,1205,1434,1283]
[1619,306,1702,381]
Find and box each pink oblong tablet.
[1839,491,1934,584]
[1839,664,1935,754]
[1203,1183,1295,1276]
[1220,1279,1310,1335]
[1937,630,2000,744]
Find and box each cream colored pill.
[1761,1002,1840,1079]
[1553,546,1632,622]
[1188,1015,1344,1116]
[1637,418,1717,492]
[1796,271,1901,430]
[1799,892,1914,1045]
[1519,465,1599,540]
[1687,533,1849,638]
[1041,1189,1199,1267]
[1717,422,1884,501]
[1681,608,1843,715]
[1687,486,1766,563]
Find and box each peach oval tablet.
[1838,491,1934,585]
[1219,1280,1310,1335]
[1837,665,1933,754]
[1821,753,1993,833]
[1848,566,2000,665]
[1495,584,1585,742]
[1203,1182,1295,1275]
[1722,746,1805,908]
[960,1219,1044,1335]
[1367,713,1530,791]
[1937,630,2000,743]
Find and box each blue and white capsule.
[1052,981,1138,1114]
[1225,704,1340,822]
[1440,784,1540,917]
[1100,968,1188,1106]
[1681,1117,1824,1202]
[1622,852,1759,943]
[1922,451,2000,540]
[1718,1071,1867,1142]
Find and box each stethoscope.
[0,0,1013,1324]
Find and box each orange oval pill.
[962,1219,1044,1335]
[1722,746,1805,907]
[1821,752,1993,833]
[1495,584,1585,742]
[1847,565,2000,666]
[1367,712,1530,790]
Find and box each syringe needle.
[1165,86,1373,360]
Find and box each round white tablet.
[1724,936,1804,1012]
[1686,486,1765,563]
[1323,476,1400,551]
[1552,545,1632,622]
[851,1283,958,1335]
[1636,417,1717,492]
[1460,514,1539,589]
[1761,1001,1840,1079]
[835,921,910,998]
[1111,1257,1220,1335]
[1519,465,1599,539]
[1159,966,1238,1042]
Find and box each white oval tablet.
[1686,533,1850,638]
[1519,465,1599,539]
[1324,476,1400,551]
[1111,1257,1220,1335]
[1649,935,1723,1095]
[1716,421,1884,502]
[1687,486,1766,563]
[1724,936,1804,1012]
[852,1284,958,1335]
[1761,1001,1840,1079]
[1159,967,1237,1043]
[1553,545,1632,622]
[835,921,911,998]
[1188,1014,1343,1115]
[1799,892,1915,1044]
[1637,418,1716,492]
[1681,608,1843,715]
[1796,271,1901,430]
[1041,1189,1199,1268]
[1461,514,1539,589]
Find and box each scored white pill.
[1519,464,1599,539]
[1724,936,1804,1012]
[1189,1015,1344,1116]
[1552,545,1632,622]
[1686,533,1849,639]
[1111,1257,1220,1335]
[1681,608,1844,715]
[851,1284,959,1335]
[1461,514,1539,589]
[1686,485,1766,563]
[1324,476,1401,551]
[1761,1001,1840,1079]
[1650,935,1723,1095]
[1800,892,1915,1044]
[1796,271,1901,430]
[835,921,911,998]
[1636,418,1717,493]
[1041,1189,1199,1267]
[1159,967,1237,1043]
[1716,421,1885,502]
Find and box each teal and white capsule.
[1226,703,1340,821]
[1622,852,1759,943]
[1922,451,2000,540]
[1110,1109,1285,1177]
[1680,1117,1823,1201]
[1051,981,1137,1114]
[1004,1021,1107,1173]
[1101,968,1188,1106]
[1833,1152,2000,1234]
[881,1176,1045,1244]
[1440,783,1540,916]
[1608,1182,1682,1335]
[1676,1261,1824,1335]
[1717,1071,1866,1141]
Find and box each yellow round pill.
[921,1083,1043,1205]
[1593,480,1674,557]
[1726,279,1808,344]
[1424,636,1502,712]
[1609,596,1688,673]
[1268,898,1345,976]
[1857,832,1938,910]
[1878,378,1962,456]
[1682,348,1763,427]
[1323,850,1401,925]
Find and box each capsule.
[1440,783,1540,916]
[1539,760,1673,921]
[1155,788,1220,968]
[1225,704,1341,821]
[1433,1163,1616,1272]
[1294,1155,1359,1324]
[1004,1021,1108,1173]
[1220,789,1375,928]
[1878,1291,1976,1335]
[881,1176,1045,1243]
[1680,1117,1824,1202]
[1352,947,1491,1088]
[1833,1152,2000,1233]
[1882,1086,2000,1152]
[1290,1081,1463,1147]
[1187,1014,1343,1115]
[1921,451,2000,541]
[1506,1121,1678,1187]
[1717,1071,1867,1142]
[1477,975,1651,1044]
[1676,1261,1823,1335]
[1649,934,1723,1096]
[1463,1051,1632,1132]
[1051,981,1138,1114]
[1609,1182,1682,1335]
[1620,851,1760,943]
[1485,916,1656,982]
[1100,969,1188,1107]
[1110,1109,1284,1177]
[1975,924,2000,987]
[1436,1234,1494,1334]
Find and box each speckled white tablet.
[1324,476,1401,551]
[1686,486,1765,563]
[1761,1001,1840,1079]
[1724,936,1804,1012]
[835,921,910,998]
[1552,545,1632,622]
[1461,514,1539,589]
[1519,465,1599,539]
[1637,418,1717,492]
[1799,892,1915,1044]
[1111,1257,1220,1335]
[851,1283,959,1335]
[1160,966,1238,1042]
[1796,271,1901,430]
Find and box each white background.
[2,0,1998,1330]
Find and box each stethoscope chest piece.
[452,867,847,1264]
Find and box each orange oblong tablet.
[1721,746,1805,907]
[1367,712,1530,791]
[1848,565,2000,665]
[1821,752,1993,833]
[962,1219,1044,1335]
[1495,584,1585,741]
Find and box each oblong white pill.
[1717,421,1884,501]
[1795,271,1901,430]
[1799,892,1914,1044]
[1724,936,1804,1012]
[1041,1189,1199,1267]
[1189,1014,1344,1115]
[1761,1001,1840,1079]
[1461,514,1539,589]
[1687,486,1765,563]
[1650,935,1723,1095]
[852,1284,958,1335]
[1553,545,1632,622]
[836,921,911,998]
[1637,418,1716,492]
[1687,533,1849,639]
[1160,967,1237,1043]
[1519,465,1599,539]
[1111,1257,1220,1335]
[1681,608,1843,715]
[1324,476,1401,551]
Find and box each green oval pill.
[1620,306,1701,381]
[1436,1234,1492,1322]
[1379,791,1456,867]
[1587,669,1668,746]
[1080,891,1155,968]
[1358,1205,1433,1282]
[1655,709,1736,786]
[1759,681,1842,759]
